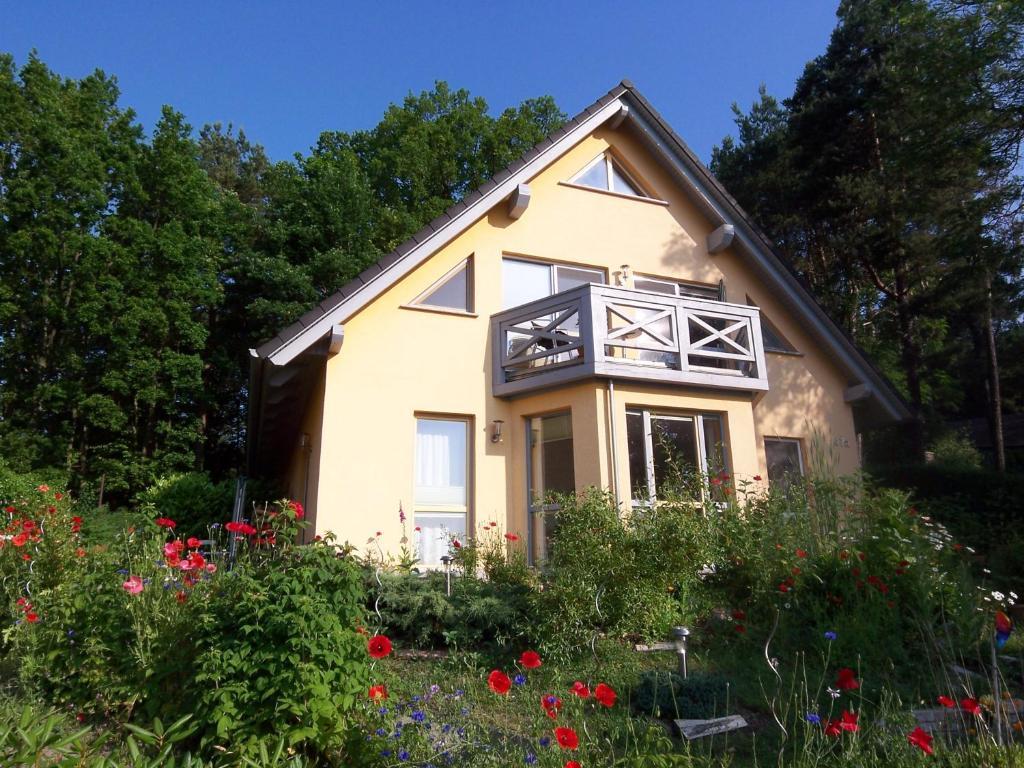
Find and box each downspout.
[607,379,621,509]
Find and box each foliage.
[632,670,730,720]
[711,0,1024,440]
[0,52,566,499]
[927,430,984,470]
[189,539,368,757]
[2,483,369,762]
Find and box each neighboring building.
[247,81,909,563]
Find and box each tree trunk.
[983,275,1006,472]
[894,268,924,460]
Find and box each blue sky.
[2,1,840,164]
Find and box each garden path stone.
[675,715,747,740]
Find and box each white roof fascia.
[265,98,627,367]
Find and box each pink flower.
[122,575,144,594]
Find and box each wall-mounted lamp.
[490,420,505,444]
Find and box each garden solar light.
[673,626,691,679]
[440,555,453,596]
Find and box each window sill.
[399,304,478,318]
[557,181,670,206]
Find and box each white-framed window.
[626,410,729,503]
[764,438,804,490]
[414,416,470,565]
[633,275,721,302]
[527,411,575,563]
[411,258,473,313]
[570,152,649,198]
[501,256,605,310]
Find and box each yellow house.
[247,81,909,564]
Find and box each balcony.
[491,283,769,397]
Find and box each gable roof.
[250,80,911,425]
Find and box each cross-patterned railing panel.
[491,283,768,395]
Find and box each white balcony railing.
[491,283,769,397]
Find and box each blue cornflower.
[430,684,440,695]
[806,712,821,724]
[412,695,422,703]
[398,750,410,761]
[66,629,75,637]
[525,753,537,765]
[116,568,129,575]
[460,707,470,716]
[378,707,389,715]
[381,749,392,758]
[412,710,426,723]
[824,630,837,641]
[441,723,452,733]
[513,673,527,686]
[538,736,551,748]
[454,689,465,697]
[375,728,387,737]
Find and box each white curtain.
[415,419,466,506]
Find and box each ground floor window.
[764,437,804,490]
[527,411,575,563]
[626,410,728,503]
[414,416,470,565]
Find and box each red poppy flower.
[796,548,807,558]
[505,533,519,542]
[753,474,762,481]
[960,698,981,716]
[164,541,184,556]
[155,517,176,529]
[11,533,27,547]
[937,695,955,708]
[565,762,581,768]
[520,650,542,669]
[735,624,746,634]
[225,521,257,535]
[54,492,63,501]
[541,694,562,719]
[488,669,512,695]
[367,634,392,659]
[778,583,790,593]
[792,567,801,576]
[839,550,850,560]
[186,537,202,548]
[414,526,421,532]
[554,727,579,750]
[175,590,187,604]
[594,682,617,708]
[858,552,866,561]
[452,539,462,549]
[731,609,746,621]
[908,726,933,755]
[25,612,39,623]
[368,684,388,701]
[570,681,590,698]
[36,484,49,492]
[75,547,86,557]
[839,710,858,732]
[824,719,842,737]
[835,668,860,691]
[289,500,304,519]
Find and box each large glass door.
[626,410,728,504]
[526,412,575,563]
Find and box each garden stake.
[992,637,1002,746]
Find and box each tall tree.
[712,0,1024,462]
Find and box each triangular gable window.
[412,258,473,312]
[746,296,798,353]
[571,153,648,198]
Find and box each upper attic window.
[571,153,648,198]
[411,258,473,313]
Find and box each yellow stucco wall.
[286,124,862,553]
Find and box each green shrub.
[189,540,368,757]
[135,473,283,538]
[631,670,729,719]
[928,429,983,469]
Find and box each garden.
[1,459,1022,767]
